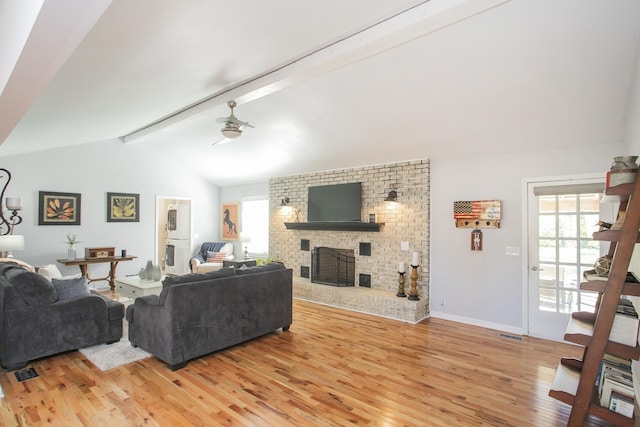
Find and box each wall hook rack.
[453,200,501,229]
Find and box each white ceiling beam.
[121,0,511,144]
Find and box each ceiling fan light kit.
[217,100,253,140]
[221,124,242,139]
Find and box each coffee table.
[115,276,162,300]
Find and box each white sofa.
[190,242,234,273]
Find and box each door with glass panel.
[527,178,610,341]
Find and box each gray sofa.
[126,262,292,370]
[0,262,124,370]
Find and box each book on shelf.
[599,370,634,408]
[609,390,635,418]
[609,299,640,347]
[597,353,632,393]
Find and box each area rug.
[79,315,151,371]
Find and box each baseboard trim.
[294,296,426,324]
[429,310,523,336]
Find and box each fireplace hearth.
[311,247,355,287]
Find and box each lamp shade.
[239,232,251,243]
[0,235,25,257]
[5,197,22,210]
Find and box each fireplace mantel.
[284,222,383,232]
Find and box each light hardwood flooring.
[0,299,610,426]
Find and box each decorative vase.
[67,245,76,261]
[138,268,146,280]
[143,260,153,280]
[611,156,639,170]
[152,265,162,281]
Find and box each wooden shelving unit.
[549,175,640,426]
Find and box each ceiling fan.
[213,100,254,145]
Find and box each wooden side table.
[223,259,257,269]
[57,256,137,291]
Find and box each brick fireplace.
[269,160,430,323]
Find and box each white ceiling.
[1,0,639,186]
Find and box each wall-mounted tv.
[308,182,362,222]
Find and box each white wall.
[0,138,219,282]
[430,142,624,333]
[220,181,269,257]
[624,39,640,154]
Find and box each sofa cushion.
[234,261,286,275]
[5,269,58,305]
[52,276,90,300]
[158,267,237,304]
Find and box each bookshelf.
[549,178,640,426]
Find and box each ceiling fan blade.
[211,136,232,146]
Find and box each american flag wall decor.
[453,200,501,228]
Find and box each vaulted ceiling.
[1,0,639,186]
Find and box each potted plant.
[66,233,80,260]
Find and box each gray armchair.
[0,263,124,370]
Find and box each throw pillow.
[52,276,90,300]
[37,264,63,281]
[5,269,58,305]
[206,251,227,263]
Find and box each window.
[241,198,269,256]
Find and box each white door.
[526,177,611,341]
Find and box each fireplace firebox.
[311,247,355,286]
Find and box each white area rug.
[79,303,151,371]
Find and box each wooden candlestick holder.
[396,272,406,297]
[408,265,420,301]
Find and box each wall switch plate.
[505,246,520,256]
[401,242,409,251]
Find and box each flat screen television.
[308,182,362,222]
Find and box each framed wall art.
[107,192,140,222]
[221,202,239,240]
[38,191,81,225]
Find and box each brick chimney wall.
[269,159,430,320]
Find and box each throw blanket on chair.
[191,242,227,271]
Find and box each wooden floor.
[0,299,611,426]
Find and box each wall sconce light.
[0,168,22,235]
[280,196,290,207]
[384,190,397,202]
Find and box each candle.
[398,262,404,273]
[412,252,419,266]
[5,197,22,210]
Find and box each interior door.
[526,177,610,341]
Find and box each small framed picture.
[38,191,81,225]
[107,192,140,222]
[221,202,239,240]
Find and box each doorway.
[155,196,192,275]
[525,175,611,341]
